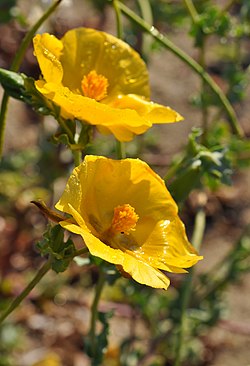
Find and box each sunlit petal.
[56,156,202,289]
[108,94,183,123]
[33,33,63,83]
[33,28,184,141]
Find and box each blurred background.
[0,0,250,365]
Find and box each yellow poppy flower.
[33,28,183,142]
[55,155,202,289]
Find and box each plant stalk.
[0,245,88,325]
[0,259,51,325]
[117,1,244,138]
[0,0,63,157]
[174,208,206,366]
[116,140,126,159]
[113,0,123,39]
[89,268,106,362]
[183,0,199,23]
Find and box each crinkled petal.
[139,219,203,270]
[55,155,203,289]
[55,156,178,238]
[59,211,170,290]
[35,81,151,142]
[108,94,183,123]
[121,255,170,289]
[33,33,63,83]
[60,28,150,97]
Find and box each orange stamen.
[111,204,139,235]
[81,70,109,101]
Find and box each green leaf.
[167,128,232,203]
[169,161,203,203]
[85,311,113,366]
[36,225,76,273]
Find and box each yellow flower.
[55,156,202,289]
[33,28,183,142]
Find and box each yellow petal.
[121,254,170,289]
[33,33,63,83]
[108,94,183,123]
[59,214,170,290]
[139,219,203,270]
[55,156,178,237]
[35,81,151,142]
[55,155,203,289]
[59,28,150,98]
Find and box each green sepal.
[37,224,76,273]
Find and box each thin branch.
[117,1,244,138]
[0,0,63,157]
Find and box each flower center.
[111,204,139,235]
[81,70,109,101]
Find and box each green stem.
[0,0,63,157]
[0,244,89,325]
[174,208,206,366]
[73,247,89,257]
[0,259,51,325]
[113,0,123,39]
[183,0,199,23]
[73,150,82,167]
[199,41,209,142]
[137,0,153,56]
[57,117,75,143]
[137,0,153,25]
[0,93,9,156]
[89,268,106,362]
[57,117,82,166]
[12,0,62,72]
[113,1,127,160]
[116,140,126,159]
[117,1,244,138]
[183,0,209,142]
